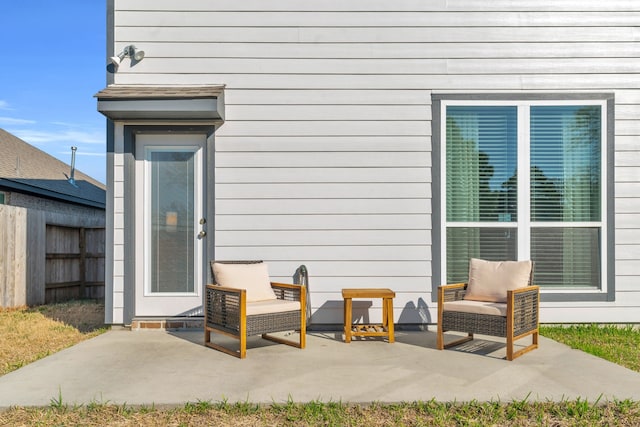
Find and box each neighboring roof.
[95,85,225,100]
[0,129,106,209]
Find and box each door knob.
[198,230,207,238]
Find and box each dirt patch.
[33,300,106,333]
[0,300,107,376]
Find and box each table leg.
[382,296,388,330]
[385,297,395,343]
[344,297,352,343]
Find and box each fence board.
[0,205,46,307]
[45,225,105,303]
[0,206,103,307]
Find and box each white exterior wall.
[108,123,126,324]
[108,0,640,324]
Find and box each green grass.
[540,324,640,372]
[1,306,640,425]
[0,301,107,376]
[1,399,639,426]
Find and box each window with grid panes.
[442,100,606,292]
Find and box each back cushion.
[211,262,277,303]
[464,258,532,303]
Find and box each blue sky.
[0,1,107,183]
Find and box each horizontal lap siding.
[113,1,640,323]
[121,0,640,12]
[214,93,432,319]
[617,66,640,321]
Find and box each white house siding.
[109,0,640,324]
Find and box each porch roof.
[95,85,225,122]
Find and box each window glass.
[531,227,601,288]
[531,106,601,222]
[444,102,604,290]
[446,106,517,222]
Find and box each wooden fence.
[0,205,105,307]
[45,225,105,303]
[0,205,45,307]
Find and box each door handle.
[198,230,207,238]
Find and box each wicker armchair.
[204,261,306,358]
[436,259,539,361]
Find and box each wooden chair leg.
[239,310,247,359]
[508,330,539,361]
[239,333,247,359]
[261,306,307,350]
[204,328,245,359]
[300,311,306,349]
[262,331,305,349]
[437,320,473,349]
[437,287,444,350]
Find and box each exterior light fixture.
[107,45,145,73]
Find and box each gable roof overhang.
[95,85,225,122]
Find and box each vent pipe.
[68,146,78,188]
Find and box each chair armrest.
[509,285,539,308]
[205,284,246,330]
[270,282,304,302]
[439,283,468,303]
[508,285,539,333]
[510,285,539,297]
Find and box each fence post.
[79,227,86,298]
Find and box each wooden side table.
[342,288,395,343]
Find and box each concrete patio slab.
[0,328,638,408]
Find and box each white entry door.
[135,134,207,316]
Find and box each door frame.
[122,125,216,323]
[134,135,205,315]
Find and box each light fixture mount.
[107,44,145,73]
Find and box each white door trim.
[134,134,207,316]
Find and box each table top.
[342,288,396,298]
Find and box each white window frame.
[440,99,608,295]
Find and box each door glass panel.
[149,149,195,293]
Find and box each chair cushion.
[464,258,532,303]
[246,299,301,316]
[212,262,277,302]
[443,300,507,316]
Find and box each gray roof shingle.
[0,128,105,208]
[95,85,225,100]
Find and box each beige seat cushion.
[212,262,277,302]
[464,258,532,303]
[246,299,301,316]
[443,300,507,316]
